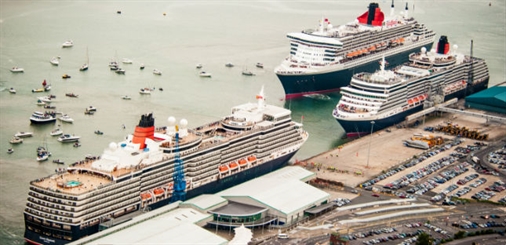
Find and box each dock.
[298,109,506,188]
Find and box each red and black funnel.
[357,2,384,26]
[436,36,450,55]
[132,113,155,149]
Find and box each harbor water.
[0,1,504,244]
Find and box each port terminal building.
[465,85,506,114]
[70,166,330,244]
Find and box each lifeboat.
[407,99,414,105]
[238,159,247,167]
[368,45,376,52]
[141,193,152,200]
[229,161,239,170]
[346,52,355,58]
[361,48,368,54]
[413,97,419,103]
[219,165,229,174]
[399,37,405,43]
[247,155,257,162]
[154,188,164,195]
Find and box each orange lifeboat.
[399,37,405,43]
[167,182,174,190]
[238,159,248,167]
[219,165,229,174]
[154,188,164,195]
[141,193,152,200]
[247,156,257,162]
[346,52,355,58]
[368,45,376,52]
[229,161,239,170]
[407,99,414,105]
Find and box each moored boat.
[50,127,63,136]
[23,86,308,245]
[62,74,71,79]
[332,36,489,137]
[10,66,24,73]
[57,134,80,143]
[153,69,162,75]
[15,131,33,138]
[199,71,211,77]
[9,137,23,144]
[53,159,65,164]
[66,93,78,98]
[9,87,16,94]
[7,148,14,154]
[58,114,74,123]
[275,2,436,99]
[50,57,59,66]
[61,40,73,48]
[30,111,57,124]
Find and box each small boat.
[9,137,23,144]
[94,130,104,135]
[159,88,163,91]
[53,159,65,164]
[38,96,52,103]
[50,57,59,66]
[58,114,74,123]
[50,128,63,136]
[15,132,33,138]
[30,111,57,124]
[122,95,131,100]
[9,88,16,94]
[109,60,119,68]
[62,40,73,48]
[122,58,133,64]
[153,69,162,75]
[10,67,24,73]
[117,10,122,14]
[36,146,51,162]
[7,148,14,154]
[73,142,81,147]
[110,65,119,71]
[36,100,46,106]
[199,71,211,77]
[140,64,145,70]
[196,64,203,69]
[44,104,56,109]
[256,62,264,68]
[115,68,126,74]
[86,106,97,112]
[242,69,254,76]
[62,74,71,79]
[84,110,94,115]
[65,93,78,98]
[139,88,151,95]
[79,63,89,71]
[32,88,45,93]
[58,134,80,143]
[225,62,234,67]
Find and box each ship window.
[63,225,71,230]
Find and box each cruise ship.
[24,87,308,245]
[274,2,436,99]
[332,36,489,137]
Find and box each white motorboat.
[30,111,57,124]
[10,67,24,73]
[50,57,59,66]
[196,63,203,69]
[58,134,80,143]
[242,69,254,76]
[62,40,73,48]
[122,95,132,100]
[122,58,133,64]
[58,114,74,123]
[79,47,89,71]
[36,146,51,162]
[7,148,14,154]
[256,62,264,68]
[86,106,97,112]
[115,68,126,74]
[9,88,16,94]
[15,131,33,138]
[9,137,23,144]
[38,96,52,103]
[140,63,145,70]
[36,100,46,106]
[199,71,211,77]
[50,128,63,136]
[139,88,151,95]
[79,63,89,71]
[153,69,162,75]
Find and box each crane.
[170,126,186,202]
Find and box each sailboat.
[36,136,51,162]
[79,47,89,71]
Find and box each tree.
[416,232,432,245]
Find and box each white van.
[278,233,289,239]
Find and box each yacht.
[57,134,81,143]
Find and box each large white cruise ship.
[332,36,489,137]
[275,1,436,99]
[24,87,308,245]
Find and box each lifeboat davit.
[167,182,174,190]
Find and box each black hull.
[336,81,489,136]
[24,151,297,245]
[277,44,434,99]
[30,119,56,124]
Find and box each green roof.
[466,86,506,109]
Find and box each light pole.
[366,121,375,168]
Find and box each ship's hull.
[277,44,434,99]
[30,118,56,124]
[336,81,489,137]
[24,150,298,245]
